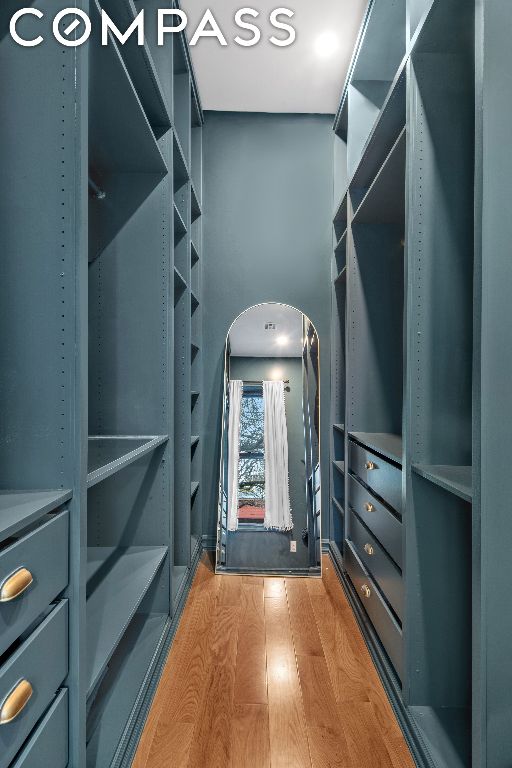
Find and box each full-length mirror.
[216,303,321,575]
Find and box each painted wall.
[228,356,309,570]
[202,111,333,544]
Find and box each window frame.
[238,383,265,527]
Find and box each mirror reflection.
[216,303,321,575]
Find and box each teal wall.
[202,111,333,543]
[228,356,309,570]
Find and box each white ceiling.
[229,304,304,357]
[180,0,368,114]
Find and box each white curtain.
[227,380,243,531]
[263,380,293,531]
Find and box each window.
[238,385,265,525]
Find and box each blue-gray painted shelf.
[86,546,168,696]
[87,436,168,489]
[412,465,472,503]
[0,490,72,542]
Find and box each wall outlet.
[290,540,297,553]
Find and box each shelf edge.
[87,435,168,489]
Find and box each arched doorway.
[215,303,321,576]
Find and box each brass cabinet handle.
[361,584,371,599]
[364,502,375,513]
[0,680,33,725]
[0,568,33,603]
[365,461,376,470]
[364,543,374,556]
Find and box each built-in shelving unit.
[330,200,347,557]
[88,21,166,762]
[1,11,89,765]
[169,32,204,605]
[404,4,474,760]
[1,3,204,764]
[87,11,174,756]
[330,1,476,766]
[87,10,204,760]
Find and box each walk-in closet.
[0,0,509,765]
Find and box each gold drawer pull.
[364,502,375,513]
[0,680,33,725]
[0,568,33,603]
[365,461,376,470]
[361,584,371,599]
[364,543,374,556]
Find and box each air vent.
[265,323,276,331]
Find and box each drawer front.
[0,511,69,657]
[344,542,403,681]
[348,474,402,569]
[348,510,403,621]
[11,689,68,768]
[349,441,402,514]
[0,600,68,768]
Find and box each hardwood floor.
[133,555,414,768]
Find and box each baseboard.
[328,539,343,572]
[116,541,204,768]
[172,537,203,610]
[219,566,319,577]
[326,541,436,768]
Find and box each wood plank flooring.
[133,555,414,768]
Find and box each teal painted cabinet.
[0,1,203,765]
[328,1,510,767]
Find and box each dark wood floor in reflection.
[133,555,414,768]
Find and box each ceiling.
[229,304,304,357]
[180,0,368,114]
